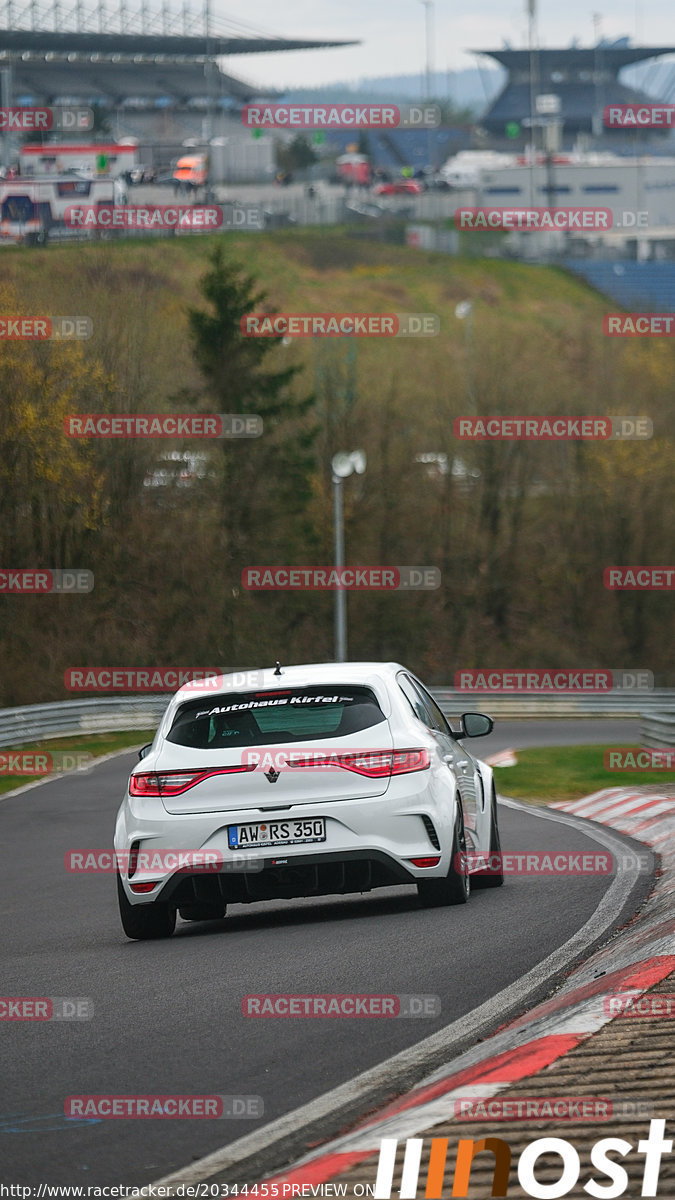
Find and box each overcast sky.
[218,0,675,91]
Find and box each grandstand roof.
[476,46,675,71]
[0,30,357,56]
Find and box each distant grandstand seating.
[12,59,252,107]
[328,127,473,172]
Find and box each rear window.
[166,685,386,749]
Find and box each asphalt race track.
[1,718,647,1186]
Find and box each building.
[476,43,675,150]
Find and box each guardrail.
[0,689,673,749]
[0,697,170,750]
[640,712,675,749]
[433,690,674,720]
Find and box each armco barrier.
[0,688,673,750]
[0,697,170,749]
[640,711,675,749]
[434,689,673,720]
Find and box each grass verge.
[496,744,675,805]
[0,730,155,796]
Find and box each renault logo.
[265,768,280,783]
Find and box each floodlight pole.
[333,472,347,662]
[331,451,366,663]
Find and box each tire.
[117,874,176,940]
[472,788,504,888]
[179,903,226,922]
[417,801,470,907]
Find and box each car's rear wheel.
[417,802,470,907]
[179,903,226,922]
[472,788,504,889]
[117,874,176,940]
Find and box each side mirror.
[460,712,493,738]
[138,743,152,761]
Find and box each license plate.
[227,818,326,850]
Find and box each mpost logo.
[0,570,93,593]
[604,567,675,590]
[63,414,262,438]
[241,103,440,129]
[453,416,653,441]
[454,207,612,231]
[604,314,675,336]
[0,316,92,340]
[240,314,439,338]
[373,1124,673,1198]
[242,567,441,590]
[0,105,92,130]
[454,669,653,692]
[605,104,675,127]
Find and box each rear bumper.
[115,784,455,905]
[150,849,419,907]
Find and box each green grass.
[0,730,156,796]
[495,744,675,805]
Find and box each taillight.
[285,749,430,777]
[129,764,256,797]
[409,856,441,868]
[339,749,430,777]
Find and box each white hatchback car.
[115,662,503,939]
